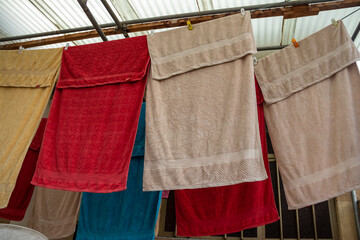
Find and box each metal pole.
[100,0,129,38]
[258,45,287,51]
[352,21,360,41]
[0,0,339,42]
[351,190,360,240]
[77,0,108,41]
[276,161,284,240]
[295,209,300,240]
[311,205,318,240]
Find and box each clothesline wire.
[341,7,360,20]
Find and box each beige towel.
[0,48,62,208]
[255,21,360,209]
[27,187,81,239]
[144,12,268,190]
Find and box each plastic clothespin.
[187,20,193,31]
[292,38,299,48]
[18,46,24,54]
[331,18,338,26]
[150,29,154,36]
[65,43,70,50]
[253,56,258,66]
[241,8,246,16]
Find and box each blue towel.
[76,103,162,240]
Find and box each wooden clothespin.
[18,46,24,54]
[292,38,299,48]
[331,18,338,26]
[187,20,193,31]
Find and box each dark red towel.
[0,118,47,221]
[174,78,279,236]
[31,36,149,193]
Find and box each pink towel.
[255,21,360,209]
[144,13,267,191]
[162,191,170,199]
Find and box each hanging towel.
[255,21,360,209]
[26,187,81,239]
[144,12,267,191]
[31,36,149,192]
[0,119,47,221]
[175,79,279,236]
[10,191,36,228]
[76,103,162,240]
[0,48,61,208]
[162,191,170,199]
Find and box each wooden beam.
[1,0,359,49]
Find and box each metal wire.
[341,7,360,20]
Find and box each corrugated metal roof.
[252,16,283,47]
[110,0,139,20]
[0,0,359,51]
[0,0,57,36]
[130,0,198,18]
[282,7,360,46]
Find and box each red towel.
[32,36,149,193]
[0,118,47,221]
[174,78,279,236]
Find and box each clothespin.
[187,20,193,31]
[18,46,24,54]
[253,56,258,66]
[65,43,70,50]
[292,38,299,48]
[241,8,246,16]
[331,18,338,26]
[150,29,154,36]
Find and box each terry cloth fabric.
[0,48,61,208]
[175,79,279,236]
[0,119,47,221]
[10,191,36,228]
[162,191,170,199]
[76,103,162,240]
[144,12,268,191]
[31,36,149,192]
[255,21,360,209]
[26,187,81,239]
